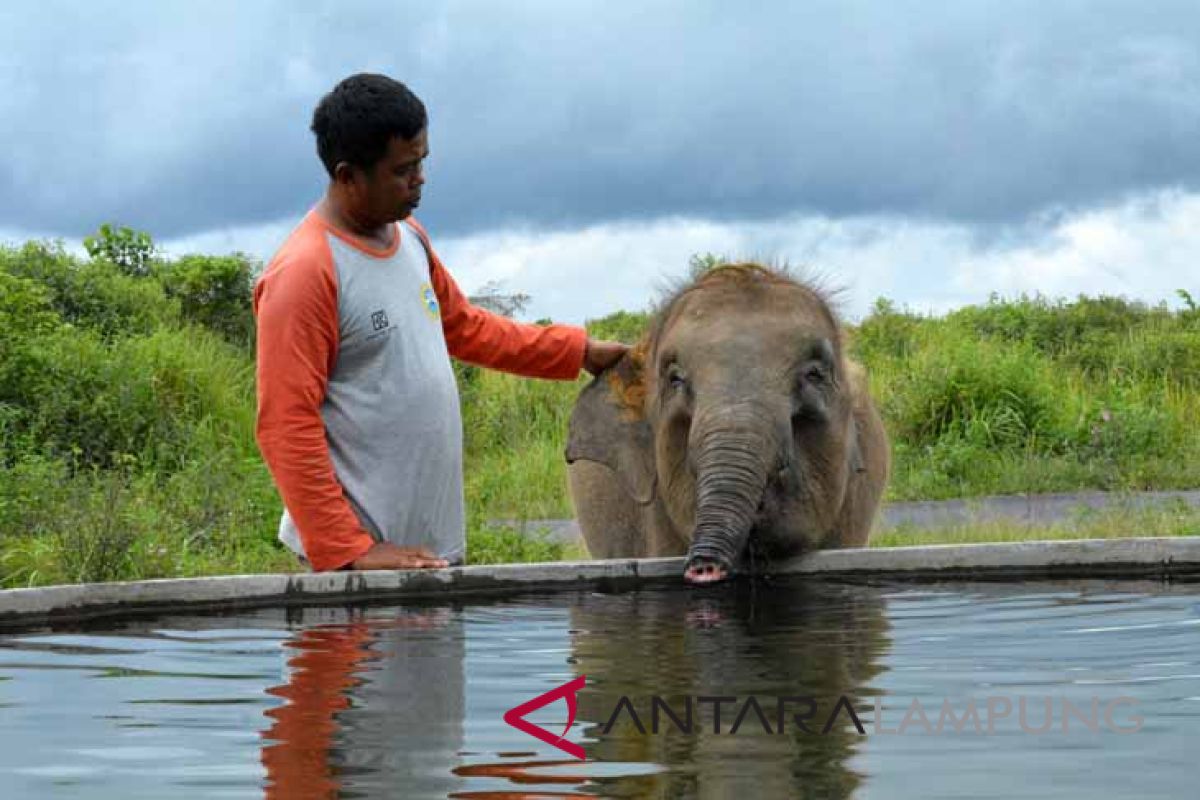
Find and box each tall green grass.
[856,296,1200,499]
[0,240,281,586]
[1,235,1197,585]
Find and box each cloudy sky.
[2,1,1198,322]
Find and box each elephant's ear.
[566,348,657,505]
[844,362,868,474]
[844,417,864,472]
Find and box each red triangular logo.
[502,674,587,760]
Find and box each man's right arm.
[253,248,376,571]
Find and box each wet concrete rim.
[1,537,1198,630]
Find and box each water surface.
[1,578,1197,798]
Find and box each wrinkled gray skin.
[566,265,889,584]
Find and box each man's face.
[356,129,428,224]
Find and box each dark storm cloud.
[2,0,1199,240]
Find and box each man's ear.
[333,161,360,187]
[565,348,656,505]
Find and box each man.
[254,73,626,572]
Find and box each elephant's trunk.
[685,405,777,580]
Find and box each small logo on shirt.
[421,282,440,320]
[371,310,390,331]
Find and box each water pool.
[1,578,1197,798]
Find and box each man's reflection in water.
[260,605,465,799]
[569,579,890,799]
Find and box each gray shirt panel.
[278,221,466,563]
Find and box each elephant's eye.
[667,364,688,392]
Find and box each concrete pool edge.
[2,536,1198,628]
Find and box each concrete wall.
[2,537,1198,629]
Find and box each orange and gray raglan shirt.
[254,210,587,571]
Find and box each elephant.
[566,263,889,584]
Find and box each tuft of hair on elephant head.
[566,263,890,585]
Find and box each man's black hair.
[311,73,427,177]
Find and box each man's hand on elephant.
[583,338,629,376]
[351,542,449,571]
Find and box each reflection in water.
[260,606,464,798]
[261,622,374,798]
[569,580,891,799]
[452,759,595,798]
[255,581,888,799]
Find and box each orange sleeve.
[253,225,375,571]
[408,218,588,379]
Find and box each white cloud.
[159,219,299,264]
[947,190,1200,313]
[425,189,1200,324]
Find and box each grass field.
[2,234,1197,586]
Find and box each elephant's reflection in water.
[569,579,890,799]
[260,605,465,799]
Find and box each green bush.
[83,223,156,278]
[1,242,178,338]
[947,294,1172,356]
[587,309,651,344]
[0,274,61,423]
[1107,330,1200,388]
[882,333,1068,452]
[4,230,259,349]
[0,452,288,588]
[857,290,1200,499]
[0,323,253,471]
[850,298,923,363]
[0,270,58,336]
[1070,391,1180,461]
[156,253,257,349]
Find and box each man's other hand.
[583,338,629,376]
[350,542,449,570]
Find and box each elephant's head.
[568,264,867,584]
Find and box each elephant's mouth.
[749,472,791,543]
[747,501,790,561]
